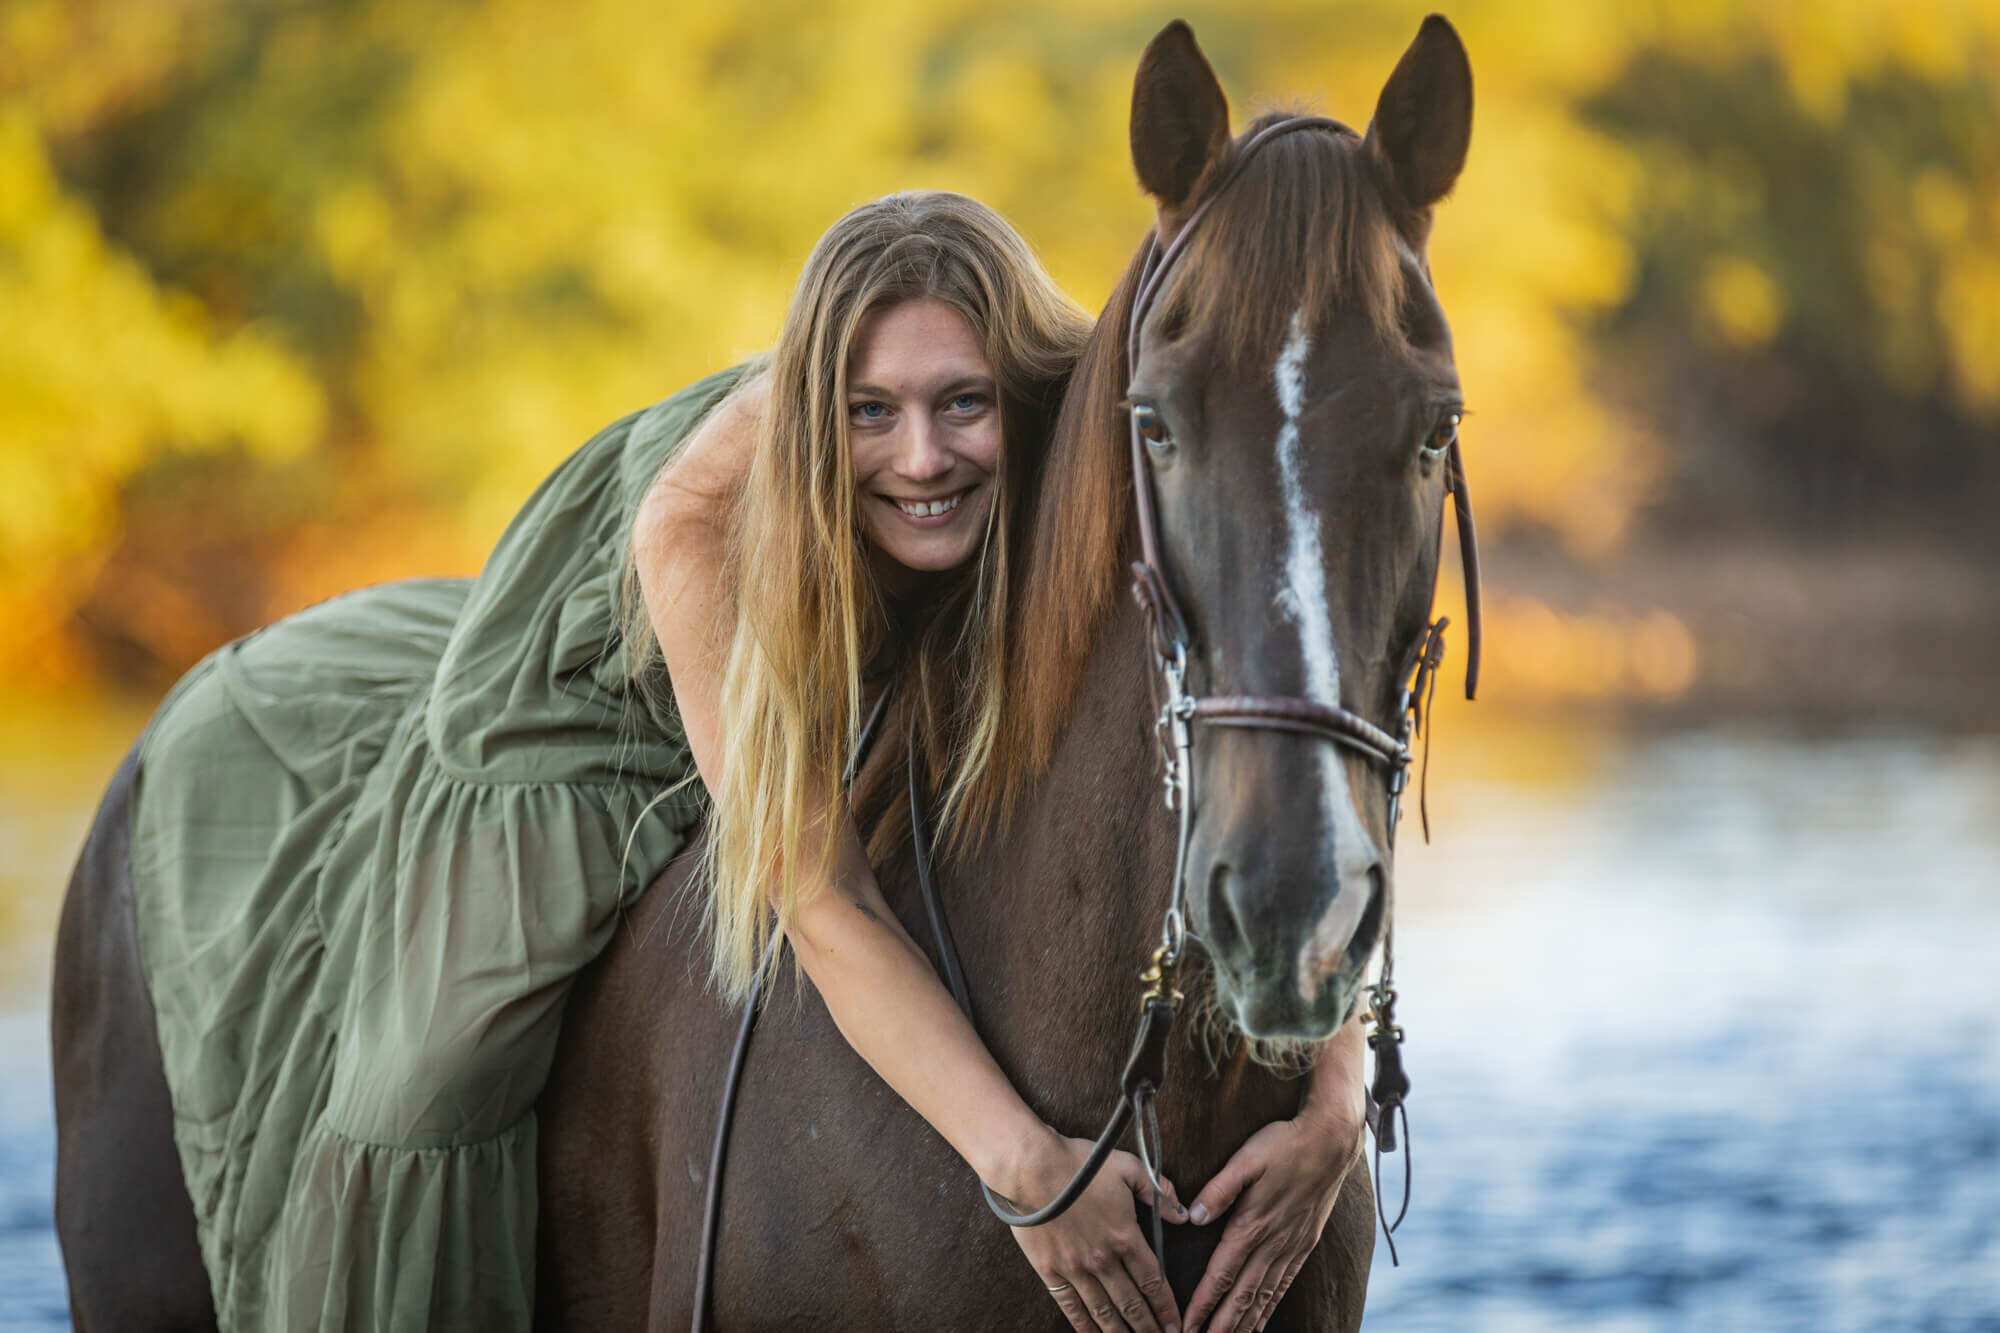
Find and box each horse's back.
[535,834,724,1328]
[50,746,217,1332]
[535,845,1010,1331]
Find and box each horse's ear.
[1130,20,1231,230]
[1365,14,1473,218]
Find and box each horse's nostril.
[1205,859,1244,961]
[1347,865,1387,977]
[1295,862,1387,1005]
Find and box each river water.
[2,716,1996,1329]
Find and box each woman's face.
[846,297,1002,583]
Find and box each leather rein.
[691,116,1484,1327]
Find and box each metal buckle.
[1139,942,1185,1008]
[1154,643,1193,812]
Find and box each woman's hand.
[997,1129,1190,1333]
[1180,1100,1366,1333]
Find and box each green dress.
[131,366,746,1330]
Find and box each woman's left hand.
[1179,1105,1366,1333]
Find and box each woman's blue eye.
[852,401,888,421]
[949,393,984,413]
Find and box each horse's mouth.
[1209,870,1384,1040]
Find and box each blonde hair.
[659,192,1089,1001]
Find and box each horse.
[53,16,1475,1331]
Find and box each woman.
[130,191,1364,1332]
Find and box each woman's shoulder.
[617,361,765,529]
[421,363,759,780]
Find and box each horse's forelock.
[1160,115,1410,370]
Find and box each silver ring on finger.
[1047,1282,1074,1294]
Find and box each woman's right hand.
[995,1129,1189,1333]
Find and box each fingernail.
[1190,1203,1210,1224]
[1166,1325,1180,1333]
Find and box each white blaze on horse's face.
[1269,306,1383,1006]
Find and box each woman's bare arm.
[634,383,1188,1330]
[631,375,1055,1190]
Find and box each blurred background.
[2,0,1995,1327]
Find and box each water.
[2,724,1996,1329]
[1363,728,2000,1330]
[1,1021,66,1331]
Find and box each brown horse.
[536,19,1475,1331]
[53,16,1474,1331]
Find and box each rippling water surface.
[2,720,1996,1329]
[1363,728,2000,1330]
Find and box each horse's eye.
[1132,403,1176,462]
[1424,412,1460,459]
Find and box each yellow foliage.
[1,0,1996,697]
[0,104,324,686]
[1913,169,1974,245]
[1700,256,1784,348]
[1939,248,2000,415]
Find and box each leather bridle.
[955,113,1484,1263]
[1112,114,1484,1265]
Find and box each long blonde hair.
[686,192,1088,1001]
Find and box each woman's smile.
[883,485,973,524]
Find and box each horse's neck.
[942,603,1161,1090]
[951,601,1299,1167]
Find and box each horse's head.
[1125,18,1473,1039]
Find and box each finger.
[1256,1253,1308,1332]
[1121,1241,1183,1333]
[1120,1154,1190,1222]
[1184,1224,1259,1333]
[1093,1252,1166,1333]
[1072,1270,1129,1333]
[1244,1249,1295,1333]
[1188,1158,1260,1227]
[1219,1249,1281,1333]
[1046,1277,1097,1333]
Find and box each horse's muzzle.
[1201,854,1384,1040]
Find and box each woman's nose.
[895,417,955,483]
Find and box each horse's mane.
[856,116,1408,854]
